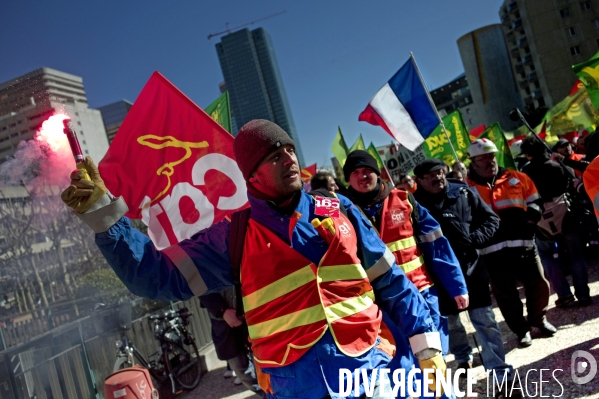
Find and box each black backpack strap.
[308,189,347,217]
[228,208,251,317]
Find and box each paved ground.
[181,254,599,399]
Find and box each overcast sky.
[2,0,505,167]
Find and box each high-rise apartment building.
[430,74,480,130]
[458,24,524,130]
[215,28,305,166]
[0,68,109,163]
[98,100,133,144]
[499,0,599,110]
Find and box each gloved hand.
[61,156,107,214]
[418,353,446,398]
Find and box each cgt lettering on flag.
[99,72,248,249]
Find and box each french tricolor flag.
[359,56,439,151]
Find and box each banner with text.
[422,110,471,165]
[376,143,426,182]
[99,72,248,249]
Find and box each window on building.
[567,26,576,36]
[581,1,592,12]
[560,7,570,17]
[537,98,546,107]
[571,45,582,55]
[593,19,599,29]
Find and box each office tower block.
[98,100,133,144]
[216,28,305,166]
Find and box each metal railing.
[0,296,213,399]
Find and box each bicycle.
[93,303,201,394]
[147,307,202,391]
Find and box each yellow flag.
[349,134,366,153]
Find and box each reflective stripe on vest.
[387,236,417,252]
[526,193,540,203]
[378,190,434,291]
[495,198,526,208]
[480,239,535,255]
[242,213,380,367]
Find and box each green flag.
[331,126,350,167]
[479,123,517,170]
[422,110,470,165]
[205,92,232,134]
[572,50,599,109]
[349,134,366,153]
[543,87,599,136]
[367,142,384,171]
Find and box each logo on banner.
[137,134,209,204]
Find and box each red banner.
[469,124,486,141]
[99,72,248,249]
[570,80,585,96]
[300,163,317,184]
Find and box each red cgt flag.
[99,72,248,249]
[300,163,317,184]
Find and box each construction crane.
[207,11,286,39]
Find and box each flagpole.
[382,163,396,187]
[410,52,460,164]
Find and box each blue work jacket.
[93,191,437,399]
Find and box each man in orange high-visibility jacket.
[583,133,599,225]
[61,120,445,399]
[466,139,554,348]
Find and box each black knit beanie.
[233,119,295,180]
[343,150,380,181]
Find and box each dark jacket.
[199,287,249,360]
[521,154,569,202]
[414,179,499,315]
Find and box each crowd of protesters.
[62,116,599,399]
[302,132,599,398]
